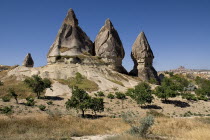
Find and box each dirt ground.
[1,94,210,118]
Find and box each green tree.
[89,97,104,116]
[127,82,153,106]
[154,86,177,101]
[195,77,210,98]
[24,75,52,99]
[65,87,91,117]
[154,77,180,101]
[8,88,18,104]
[115,92,126,108]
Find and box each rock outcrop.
[94,19,127,74]
[130,32,159,83]
[47,9,94,64]
[22,53,34,67]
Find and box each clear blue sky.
[0,0,210,71]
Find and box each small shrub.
[115,92,126,99]
[25,97,35,106]
[107,93,115,99]
[8,88,18,104]
[96,91,105,97]
[47,101,53,105]
[2,96,11,102]
[129,115,154,137]
[183,111,193,117]
[182,93,198,101]
[38,105,46,111]
[197,95,208,101]
[146,110,166,117]
[149,78,158,85]
[75,72,83,84]
[115,92,126,109]
[0,106,13,114]
[0,81,3,86]
[121,111,137,124]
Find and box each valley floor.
[0,96,210,140]
[0,113,210,140]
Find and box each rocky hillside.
[0,8,162,97]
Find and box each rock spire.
[130,32,159,82]
[94,19,127,73]
[47,9,94,64]
[22,53,34,67]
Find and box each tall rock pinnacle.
[94,19,127,73]
[22,53,34,67]
[130,32,159,83]
[47,9,94,64]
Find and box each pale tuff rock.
[45,82,72,97]
[94,19,127,74]
[22,53,34,67]
[130,32,159,83]
[47,9,94,64]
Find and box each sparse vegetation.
[121,111,137,124]
[8,88,18,104]
[38,105,46,111]
[2,95,11,102]
[0,76,33,99]
[129,115,154,138]
[0,106,13,114]
[58,72,99,92]
[108,79,124,86]
[25,97,35,106]
[47,101,53,105]
[148,78,158,85]
[115,92,126,109]
[0,81,3,86]
[107,93,115,99]
[95,91,105,97]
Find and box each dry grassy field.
[0,113,210,140]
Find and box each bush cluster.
[129,115,154,137]
[0,106,13,114]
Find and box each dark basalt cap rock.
[94,18,125,59]
[47,8,94,64]
[22,53,34,67]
